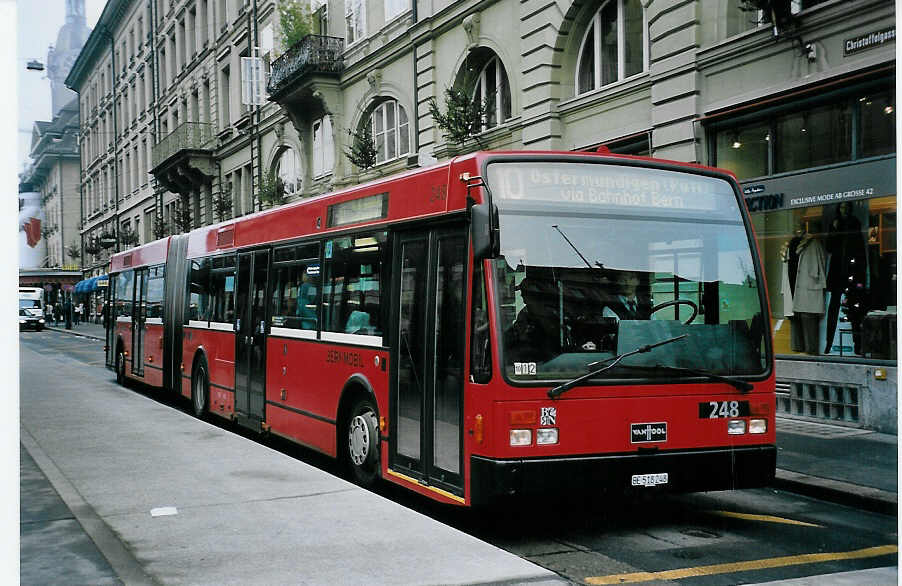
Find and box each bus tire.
[345,397,380,487]
[115,343,126,386]
[192,359,209,418]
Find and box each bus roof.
[108,150,739,265]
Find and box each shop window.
[714,122,770,180]
[775,103,851,173]
[576,0,645,95]
[754,196,896,361]
[859,91,896,158]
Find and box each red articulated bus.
[106,150,775,506]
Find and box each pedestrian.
[45,302,53,325]
[75,302,83,325]
[53,303,61,326]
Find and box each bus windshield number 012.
[699,400,750,419]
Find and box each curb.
[774,468,897,516]
[45,326,104,342]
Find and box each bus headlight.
[536,428,559,445]
[727,419,746,435]
[748,418,767,434]
[509,429,532,446]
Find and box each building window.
[369,100,409,164]
[473,55,511,131]
[385,0,406,22]
[345,0,365,44]
[576,0,645,95]
[712,87,894,180]
[312,115,335,178]
[276,147,302,196]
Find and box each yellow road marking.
[708,510,822,527]
[585,544,898,584]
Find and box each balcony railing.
[268,35,344,97]
[152,122,214,168]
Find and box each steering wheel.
[650,299,698,325]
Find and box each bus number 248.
[700,400,750,419]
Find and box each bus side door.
[234,249,270,429]
[390,227,467,496]
[131,267,148,376]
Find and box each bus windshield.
[485,161,768,384]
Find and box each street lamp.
[26,59,45,71]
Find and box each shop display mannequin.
[824,202,867,354]
[782,222,826,354]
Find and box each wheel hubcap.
[348,414,371,466]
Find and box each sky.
[17,0,106,174]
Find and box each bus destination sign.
[488,163,723,212]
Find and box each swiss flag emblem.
[23,217,41,248]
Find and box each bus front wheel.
[346,397,380,487]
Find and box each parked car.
[19,307,45,331]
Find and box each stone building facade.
[66,0,895,429]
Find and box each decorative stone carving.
[462,13,481,49]
[367,69,382,94]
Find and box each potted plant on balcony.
[278,0,313,55]
[98,231,117,249]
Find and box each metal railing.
[268,35,344,96]
[152,122,215,168]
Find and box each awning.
[74,274,109,294]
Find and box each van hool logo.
[631,422,667,443]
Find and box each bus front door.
[234,249,269,429]
[391,229,466,496]
[131,267,148,376]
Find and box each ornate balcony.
[267,35,344,100]
[150,122,216,194]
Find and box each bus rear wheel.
[192,360,208,417]
[346,398,379,487]
[115,345,125,386]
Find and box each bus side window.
[188,259,211,323]
[116,270,134,318]
[210,255,236,324]
[470,261,492,383]
[322,232,387,337]
[146,265,165,320]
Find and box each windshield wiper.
[547,334,688,399]
[620,364,753,393]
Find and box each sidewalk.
[20,339,561,585]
